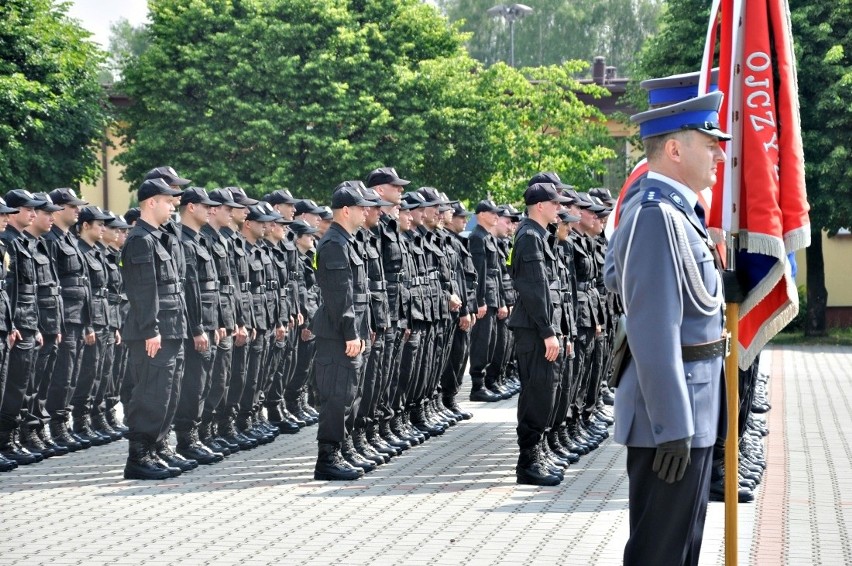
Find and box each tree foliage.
[116,0,614,203]
[436,0,664,72]
[0,0,110,189]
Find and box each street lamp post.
[486,4,534,67]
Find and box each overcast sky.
[65,0,149,49]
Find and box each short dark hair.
[642,130,689,161]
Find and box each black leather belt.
[369,281,386,291]
[429,272,438,280]
[251,285,266,295]
[199,281,219,291]
[60,275,88,287]
[92,288,108,298]
[158,282,183,295]
[353,293,368,302]
[38,286,60,297]
[239,282,250,292]
[107,292,127,303]
[18,283,36,294]
[267,280,279,291]
[384,272,404,282]
[681,335,729,362]
[577,280,595,291]
[220,284,235,295]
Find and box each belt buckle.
[724,332,731,358]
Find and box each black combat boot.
[300,390,320,420]
[199,417,230,456]
[469,381,502,402]
[92,412,123,441]
[73,415,109,446]
[380,418,410,451]
[219,416,255,450]
[0,429,42,465]
[352,428,387,465]
[49,419,82,452]
[0,451,17,472]
[176,428,224,465]
[37,423,69,456]
[124,440,173,480]
[267,403,300,434]
[516,446,561,486]
[341,435,376,473]
[314,442,363,481]
[20,423,56,458]
[106,405,129,434]
[548,431,579,464]
[442,396,473,421]
[155,438,198,471]
[367,423,400,457]
[411,404,444,436]
[286,397,314,426]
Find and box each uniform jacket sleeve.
[122,236,160,340]
[317,241,358,342]
[511,232,557,339]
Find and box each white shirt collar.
[647,171,700,210]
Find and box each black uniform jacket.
[121,219,187,341]
[507,218,562,339]
[310,222,369,342]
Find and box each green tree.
[0,0,110,189]
[436,0,663,72]
[116,0,614,203]
[635,0,852,334]
[102,17,151,83]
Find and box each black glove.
[652,437,692,484]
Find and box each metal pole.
[510,19,515,67]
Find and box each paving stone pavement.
[0,345,849,565]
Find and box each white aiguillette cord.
[622,203,723,318]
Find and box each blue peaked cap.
[630,91,732,141]
[641,68,720,107]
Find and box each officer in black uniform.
[200,189,244,455]
[0,197,20,472]
[365,167,413,453]
[71,206,117,447]
[468,199,506,402]
[507,183,571,486]
[23,193,65,458]
[44,187,92,452]
[442,201,477,420]
[0,190,44,465]
[101,213,130,436]
[173,187,225,465]
[121,178,188,480]
[310,185,372,481]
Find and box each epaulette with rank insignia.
[641,188,662,206]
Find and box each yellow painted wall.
[794,231,852,307]
[78,130,134,216]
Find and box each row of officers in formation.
[0,165,619,484]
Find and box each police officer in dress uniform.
[310,185,373,481]
[508,183,571,486]
[121,178,189,480]
[604,92,729,565]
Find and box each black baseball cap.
[524,183,571,206]
[400,192,426,210]
[365,167,410,188]
[317,206,333,220]
[362,187,393,207]
[331,187,373,209]
[105,213,131,229]
[78,206,113,223]
[5,189,43,208]
[451,201,473,217]
[32,192,64,212]
[289,219,319,236]
[124,208,141,225]
[263,189,299,205]
[208,188,246,208]
[474,199,500,214]
[0,197,19,215]
[295,199,326,215]
[257,202,288,223]
[498,204,521,221]
[558,210,581,223]
[138,178,182,202]
[49,187,88,206]
[589,187,615,205]
[225,186,258,206]
[180,187,220,207]
[245,205,277,222]
[529,171,570,189]
[145,166,191,186]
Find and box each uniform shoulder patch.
[666,192,685,208]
